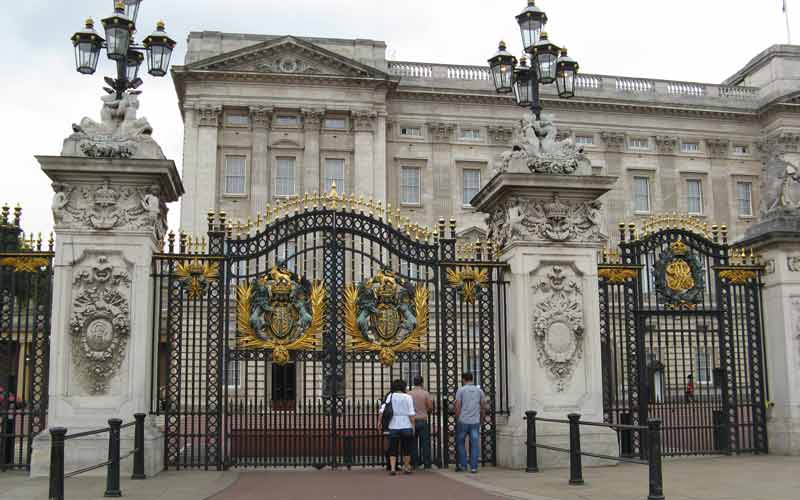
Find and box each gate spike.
[48,232,55,252]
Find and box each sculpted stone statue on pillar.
[498,112,590,175]
[63,92,165,160]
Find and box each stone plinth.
[740,225,800,455]
[473,172,619,469]
[29,156,183,477]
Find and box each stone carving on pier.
[757,134,800,217]
[531,267,585,391]
[63,92,165,160]
[69,255,131,394]
[51,181,167,239]
[486,194,602,246]
[499,113,590,175]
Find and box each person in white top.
[378,379,416,475]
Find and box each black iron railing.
[48,413,147,500]
[524,410,664,500]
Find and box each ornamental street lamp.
[489,0,580,119]
[71,1,176,99]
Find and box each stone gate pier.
[471,114,619,469]
[29,93,183,477]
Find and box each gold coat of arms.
[236,261,326,365]
[653,239,705,310]
[344,268,429,366]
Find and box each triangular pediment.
[187,36,388,79]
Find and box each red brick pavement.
[208,470,508,500]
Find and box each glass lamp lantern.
[488,41,517,94]
[516,0,547,52]
[126,48,144,82]
[142,21,177,77]
[555,48,579,98]
[531,32,560,84]
[512,57,534,107]
[102,2,135,61]
[71,19,104,75]
[121,0,144,25]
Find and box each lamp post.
[71,1,176,100]
[488,1,579,119]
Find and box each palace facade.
[172,32,800,242]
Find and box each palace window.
[696,351,711,384]
[275,157,296,197]
[629,137,649,150]
[401,362,422,388]
[276,115,299,126]
[277,241,297,273]
[224,156,246,195]
[681,142,700,153]
[736,182,753,216]
[400,126,422,137]
[575,135,594,146]
[734,145,750,155]
[400,167,421,205]
[225,114,250,126]
[686,179,703,215]
[463,169,481,206]
[633,176,651,213]
[323,158,345,193]
[324,118,347,130]
[460,128,481,140]
[224,358,240,387]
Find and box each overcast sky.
[0,0,796,239]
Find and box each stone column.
[250,106,273,213]
[655,136,679,211]
[706,138,731,226]
[474,170,619,469]
[353,110,377,195]
[302,109,323,193]
[600,132,625,242]
[193,104,221,233]
[373,112,388,202]
[427,122,456,217]
[739,132,800,455]
[30,157,183,477]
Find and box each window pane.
[226,114,250,126]
[633,177,650,212]
[737,182,752,216]
[629,138,648,150]
[401,127,421,137]
[224,156,246,194]
[325,118,346,129]
[575,135,594,146]
[276,115,298,126]
[681,142,700,153]
[463,169,481,205]
[400,167,420,204]
[324,159,345,192]
[276,157,295,196]
[687,179,702,214]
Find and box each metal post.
[525,411,539,472]
[567,413,584,485]
[48,427,67,500]
[343,435,354,470]
[105,419,122,497]
[132,413,146,479]
[647,419,665,500]
[620,412,634,457]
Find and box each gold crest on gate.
[236,261,326,365]
[344,268,429,366]
[654,238,705,310]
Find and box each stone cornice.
[388,89,759,121]
[249,105,273,129]
[655,136,678,154]
[195,104,222,127]
[302,108,325,130]
[600,132,626,152]
[705,137,731,157]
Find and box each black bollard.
[48,427,67,500]
[105,419,122,497]
[647,419,665,500]
[525,411,539,473]
[132,413,146,480]
[567,413,584,485]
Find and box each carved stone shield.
[373,304,401,341]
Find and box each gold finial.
[0,204,8,225]
[36,233,43,251]
[48,232,55,251]
[219,210,227,227]
[226,223,233,239]
[13,203,21,226]
[207,209,215,230]
[256,213,263,228]
[266,204,273,223]
[179,231,187,253]
[386,203,393,225]
[168,230,176,253]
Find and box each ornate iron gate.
[0,206,52,471]
[152,191,508,469]
[599,218,768,457]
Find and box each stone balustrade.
[387,61,761,107]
